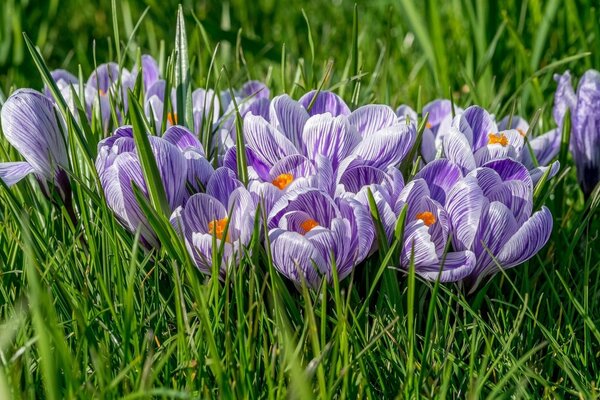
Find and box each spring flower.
[553,70,600,196]
[445,158,553,290]
[170,168,255,275]
[267,187,374,288]
[0,89,71,201]
[96,125,213,247]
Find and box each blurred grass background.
[1,0,598,115]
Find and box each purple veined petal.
[192,88,221,134]
[145,79,166,105]
[471,201,519,279]
[298,90,350,117]
[572,70,600,173]
[163,125,204,154]
[244,113,299,167]
[98,126,134,152]
[446,176,485,251]
[302,113,361,170]
[416,250,476,282]
[148,137,188,209]
[457,106,498,150]
[245,97,271,121]
[337,197,375,260]
[416,197,449,256]
[553,71,577,127]
[305,218,355,281]
[401,220,439,268]
[496,206,553,269]
[222,146,270,181]
[382,166,405,200]
[355,185,396,242]
[421,128,437,163]
[269,229,325,288]
[423,99,455,132]
[267,187,341,229]
[189,232,234,274]
[269,95,310,148]
[182,192,228,236]
[443,127,477,173]
[206,167,244,207]
[183,149,214,193]
[87,62,120,92]
[140,55,160,90]
[530,161,560,186]
[226,187,256,245]
[473,142,518,167]
[396,178,430,214]
[0,162,35,186]
[338,165,389,193]
[349,104,398,137]
[310,154,335,196]
[239,80,270,100]
[248,180,284,215]
[169,206,185,238]
[102,153,158,248]
[0,89,68,180]
[482,158,533,188]
[395,104,418,123]
[484,178,533,225]
[414,159,463,205]
[279,210,320,233]
[350,122,416,169]
[522,128,561,168]
[497,115,529,135]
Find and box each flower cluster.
[3,61,582,292]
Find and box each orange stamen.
[272,173,294,190]
[99,89,106,96]
[300,219,319,234]
[208,217,229,241]
[488,133,509,147]
[167,112,178,125]
[426,122,432,129]
[416,211,436,227]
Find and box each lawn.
[0,0,599,398]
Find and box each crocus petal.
[183,149,214,192]
[523,128,561,168]
[302,113,361,169]
[401,220,438,267]
[456,106,498,150]
[0,162,35,186]
[349,105,398,137]
[338,197,375,260]
[148,137,187,209]
[421,128,437,163]
[414,159,463,205]
[163,125,204,153]
[189,232,233,274]
[553,71,577,127]
[244,113,298,167]
[239,80,270,100]
[141,55,160,90]
[482,158,533,188]
[496,206,553,268]
[87,62,120,92]
[298,90,350,117]
[269,95,309,148]
[416,251,476,282]
[350,123,415,169]
[206,167,243,207]
[268,188,340,229]
[269,154,315,182]
[269,229,324,288]
[497,116,529,133]
[182,193,228,235]
[443,127,477,173]
[227,187,256,244]
[529,161,560,186]
[0,89,68,179]
[423,99,454,131]
[396,104,418,122]
[446,176,485,251]
[338,165,389,193]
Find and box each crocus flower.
[96,125,213,247]
[267,187,374,288]
[170,167,255,275]
[445,158,553,290]
[357,160,475,282]
[0,89,71,201]
[553,70,600,196]
[442,106,559,185]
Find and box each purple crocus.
[442,106,559,185]
[170,168,255,275]
[96,125,213,247]
[267,187,374,288]
[553,70,600,196]
[445,158,553,290]
[0,89,71,201]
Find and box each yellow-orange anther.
[208,217,229,241]
[517,128,526,137]
[272,173,294,190]
[99,89,106,96]
[426,122,433,129]
[488,133,509,147]
[167,112,178,125]
[416,211,436,227]
[300,219,319,234]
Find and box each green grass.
[1,0,600,398]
